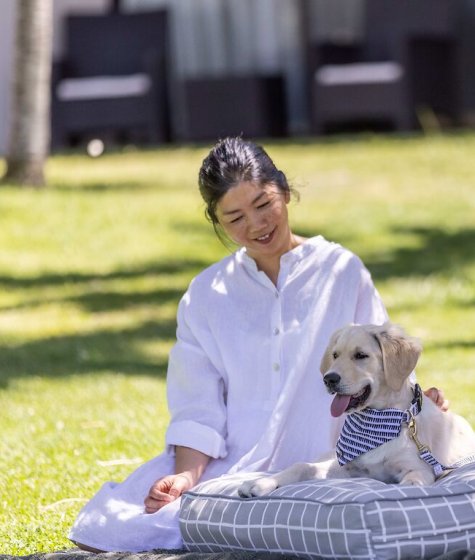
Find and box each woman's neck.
[253,234,306,286]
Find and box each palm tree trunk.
[2,0,53,187]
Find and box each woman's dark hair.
[198,137,294,236]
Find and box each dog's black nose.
[323,372,341,390]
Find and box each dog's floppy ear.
[320,326,345,374]
[371,322,422,391]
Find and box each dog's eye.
[332,351,338,360]
[354,352,369,360]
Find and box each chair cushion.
[56,74,151,101]
[315,62,403,85]
[180,463,475,559]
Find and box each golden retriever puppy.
[239,323,475,497]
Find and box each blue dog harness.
[336,384,475,477]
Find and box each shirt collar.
[237,235,323,275]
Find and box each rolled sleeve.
[165,420,227,458]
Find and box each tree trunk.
[2,0,53,187]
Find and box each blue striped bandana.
[336,384,475,477]
[336,384,422,466]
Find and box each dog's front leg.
[238,459,337,498]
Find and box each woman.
[70,137,447,552]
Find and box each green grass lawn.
[1,132,474,554]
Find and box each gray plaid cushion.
[179,463,475,559]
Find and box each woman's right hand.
[144,446,211,514]
[144,473,193,514]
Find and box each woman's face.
[216,181,292,263]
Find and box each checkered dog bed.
[180,463,475,559]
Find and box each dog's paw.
[400,477,424,486]
[238,477,279,498]
[399,471,434,486]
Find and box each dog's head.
[320,322,422,417]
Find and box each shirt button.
[275,291,279,298]
[273,327,280,335]
[273,362,280,372]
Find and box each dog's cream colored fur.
[239,323,475,497]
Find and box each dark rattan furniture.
[51,10,169,148]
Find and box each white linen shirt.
[165,236,388,477]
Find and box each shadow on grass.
[0,258,214,388]
[294,225,475,283]
[425,339,475,351]
[53,181,157,192]
[0,320,175,389]
[1,286,186,314]
[0,259,209,290]
[364,227,475,281]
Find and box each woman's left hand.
[424,387,449,412]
